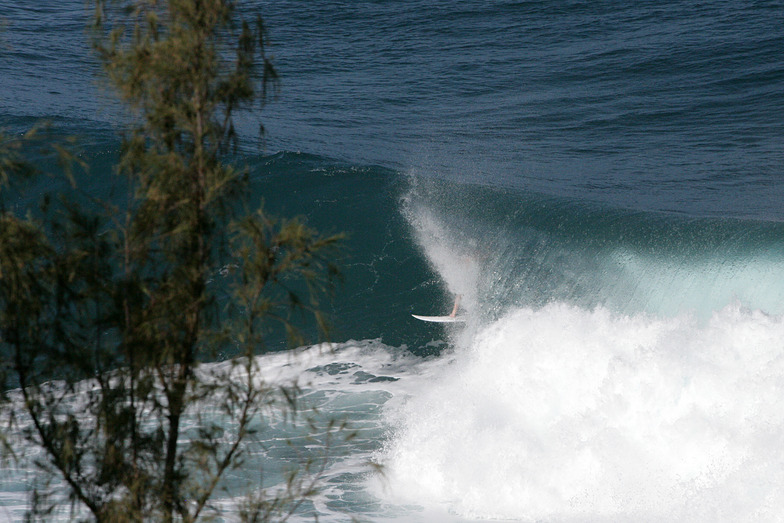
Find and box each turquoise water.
[2,0,784,520]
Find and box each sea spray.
[402,176,784,320]
[404,205,483,316]
[377,303,784,521]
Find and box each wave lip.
[403,176,784,320]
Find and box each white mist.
[379,303,784,521]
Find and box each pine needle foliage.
[0,1,343,521]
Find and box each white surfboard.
[412,314,466,323]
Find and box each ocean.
[1,0,784,520]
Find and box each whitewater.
[10,306,783,522]
[363,188,784,522]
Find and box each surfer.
[412,238,480,323]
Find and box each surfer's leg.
[450,294,462,317]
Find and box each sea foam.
[377,302,784,521]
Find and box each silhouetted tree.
[0,1,343,521]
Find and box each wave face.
[3,152,784,522]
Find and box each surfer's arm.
[450,295,462,317]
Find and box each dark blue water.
[3,1,784,521]
[3,1,783,217]
[254,0,784,218]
